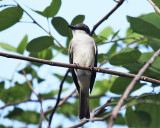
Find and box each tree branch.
[148,0,160,14]
[68,99,112,128]
[0,52,160,85]
[107,48,160,128]
[22,70,45,128]
[69,92,157,128]
[44,89,76,115]
[90,0,125,35]
[13,0,64,48]
[48,69,70,128]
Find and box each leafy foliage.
[0,1,160,128]
[35,0,61,18]
[0,6,23,31]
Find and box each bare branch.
[90,0,125,35]
[107,48,160,128]
[0,52,160,85]
[22,70,39,98]
[148,0,160,14]
[48,69,70,128]
[22,70,45,128]
[58,89,76,106]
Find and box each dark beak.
[68,25,75,29]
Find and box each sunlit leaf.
[98,26,113,40]
[0,43,16,52]
[16,35,28,54]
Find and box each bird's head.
[68,23,90,35]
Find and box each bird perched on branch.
[68,23,97,119]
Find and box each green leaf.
[26,36,53,52]
[92,33,106,45]
[57,101,78,118]
[152,0,160,9]
[127,13,160,39]
[0,82,32,104]
[6,107,40,124]
[123,62,160,80]
[109,48,141,66]
[98,53,110,63]
[71,15,85,25]
[140,13,160,29]
[16,35,28,54]
[114,114,126,125]
[138,52,160,71]
[124,28,144,44]
[0,43,16,52]
[125,107,151,128]
[36,0,61,18]
[51,17,69,36]
[110,77,142,94]
[98,26,113,40]
[0,7,23,31]
[148,38,160,51]
[135,93,160,128]
[107,43,117,55]
[90,98,100,108]
[111,30,120,40]
[91,79,114,95]
[18,65,44,83]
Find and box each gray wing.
[89,40,98,93]
[69,42,80,92]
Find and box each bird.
[68,23,97,119]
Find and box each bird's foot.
[74,62,79,67]
[89,66,94,72]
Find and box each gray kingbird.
[68,23,97,119]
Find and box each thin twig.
[0,4,16,7]
[90,0,125,35]
[44,88,76,115]
[68,92,158,128]
[22,70,38,98]
[48,69,70,128]
[0,99,35,109]
[13,0,64,48]
[0,52,160,85]
[68,99,112,128]
[22,70,45,128]
[107,48,160,128]
[58,88,76,106]
[148,0,160,14]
